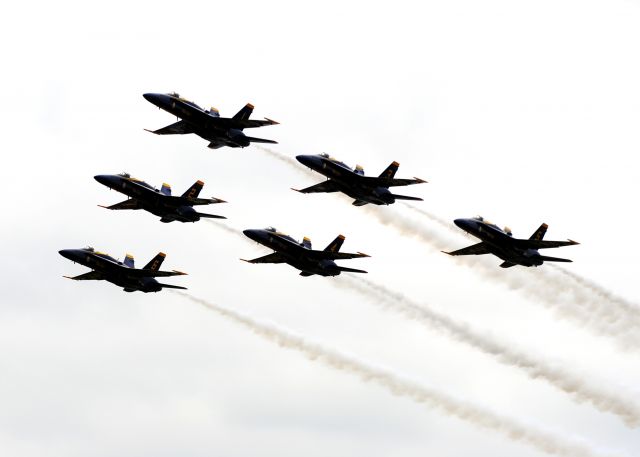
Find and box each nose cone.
[143,92,170,107]
[296,154,321,169]
[59,249,81,262]
[94,174,119,188]
[243,229,266,243]
[454,218,476,232]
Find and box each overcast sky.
[1,1,639,456]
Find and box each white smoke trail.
[401,202,459,233]
[204,218,244,238]
[335,275,640,428]
[174,291,624,457]
[550,265,640,321]
[253,145,318,180]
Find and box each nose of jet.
[94,174,119,188]
[59,249,79,261]
[242,229,266,243]
[296,155,321,169]
[454,218,475,231]
[143,92,168,107]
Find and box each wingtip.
[62,275,74,280]
[97,205,110,209]
[357,252,371,258]
[240,258,252,264]
[568,239,580,245]
[414,177,428,183]
[172,270,187,276]
[290,187,303,193]
[441,250,454,256]
[143,128,157,134]
[264,117,279,125]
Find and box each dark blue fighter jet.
[242,227,370,276]
[59,247,187,292]
[95,173,226,223]
[294,153,426,206]
[444,216,579,268]
[143,92,278,149]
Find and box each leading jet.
[143,92,278,149]
[242,227,370,276]
[443,216,579,268]
[294,153,426,206]
[59,247,187,292]
[95,172,226,223]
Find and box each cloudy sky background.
[1,0,639,456]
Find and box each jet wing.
[145,120,194,135]
[443,242,491,256]
[292,181,340,194]
[514,239,579,249]
[363,177,427,187]
[99,199,141,210]
[64,271,104,281]
[211,118,279,129]
[241,252,286,264]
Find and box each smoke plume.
[335,275,640,427]
[175,292,624,457]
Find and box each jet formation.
[242,227,369,276]
[95,173,226,223]
[294,153,426,206]
[60,91,581,292]
[59,247,187,292]
[143,92,278,149]
[444,217,579,268]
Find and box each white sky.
[1,1,639,456]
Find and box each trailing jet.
[242,227,370,276]
[59,247,187,292]
[443,216,579,268]
[95,173,226,223]
[143,92,278,149]
[294,153,426,206]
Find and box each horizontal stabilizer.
[157,283,188,290]
[539,255,573,263]
[390,194,423,202]
[245,136,278,144]
[337,266,368,274]
[195,212,227,220]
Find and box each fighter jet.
[294,153,426,206]
[443,216,579,268]
[143,92,278,149]
[95,172,226,223]
[59,247,187,292]
[242,227,370,276]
